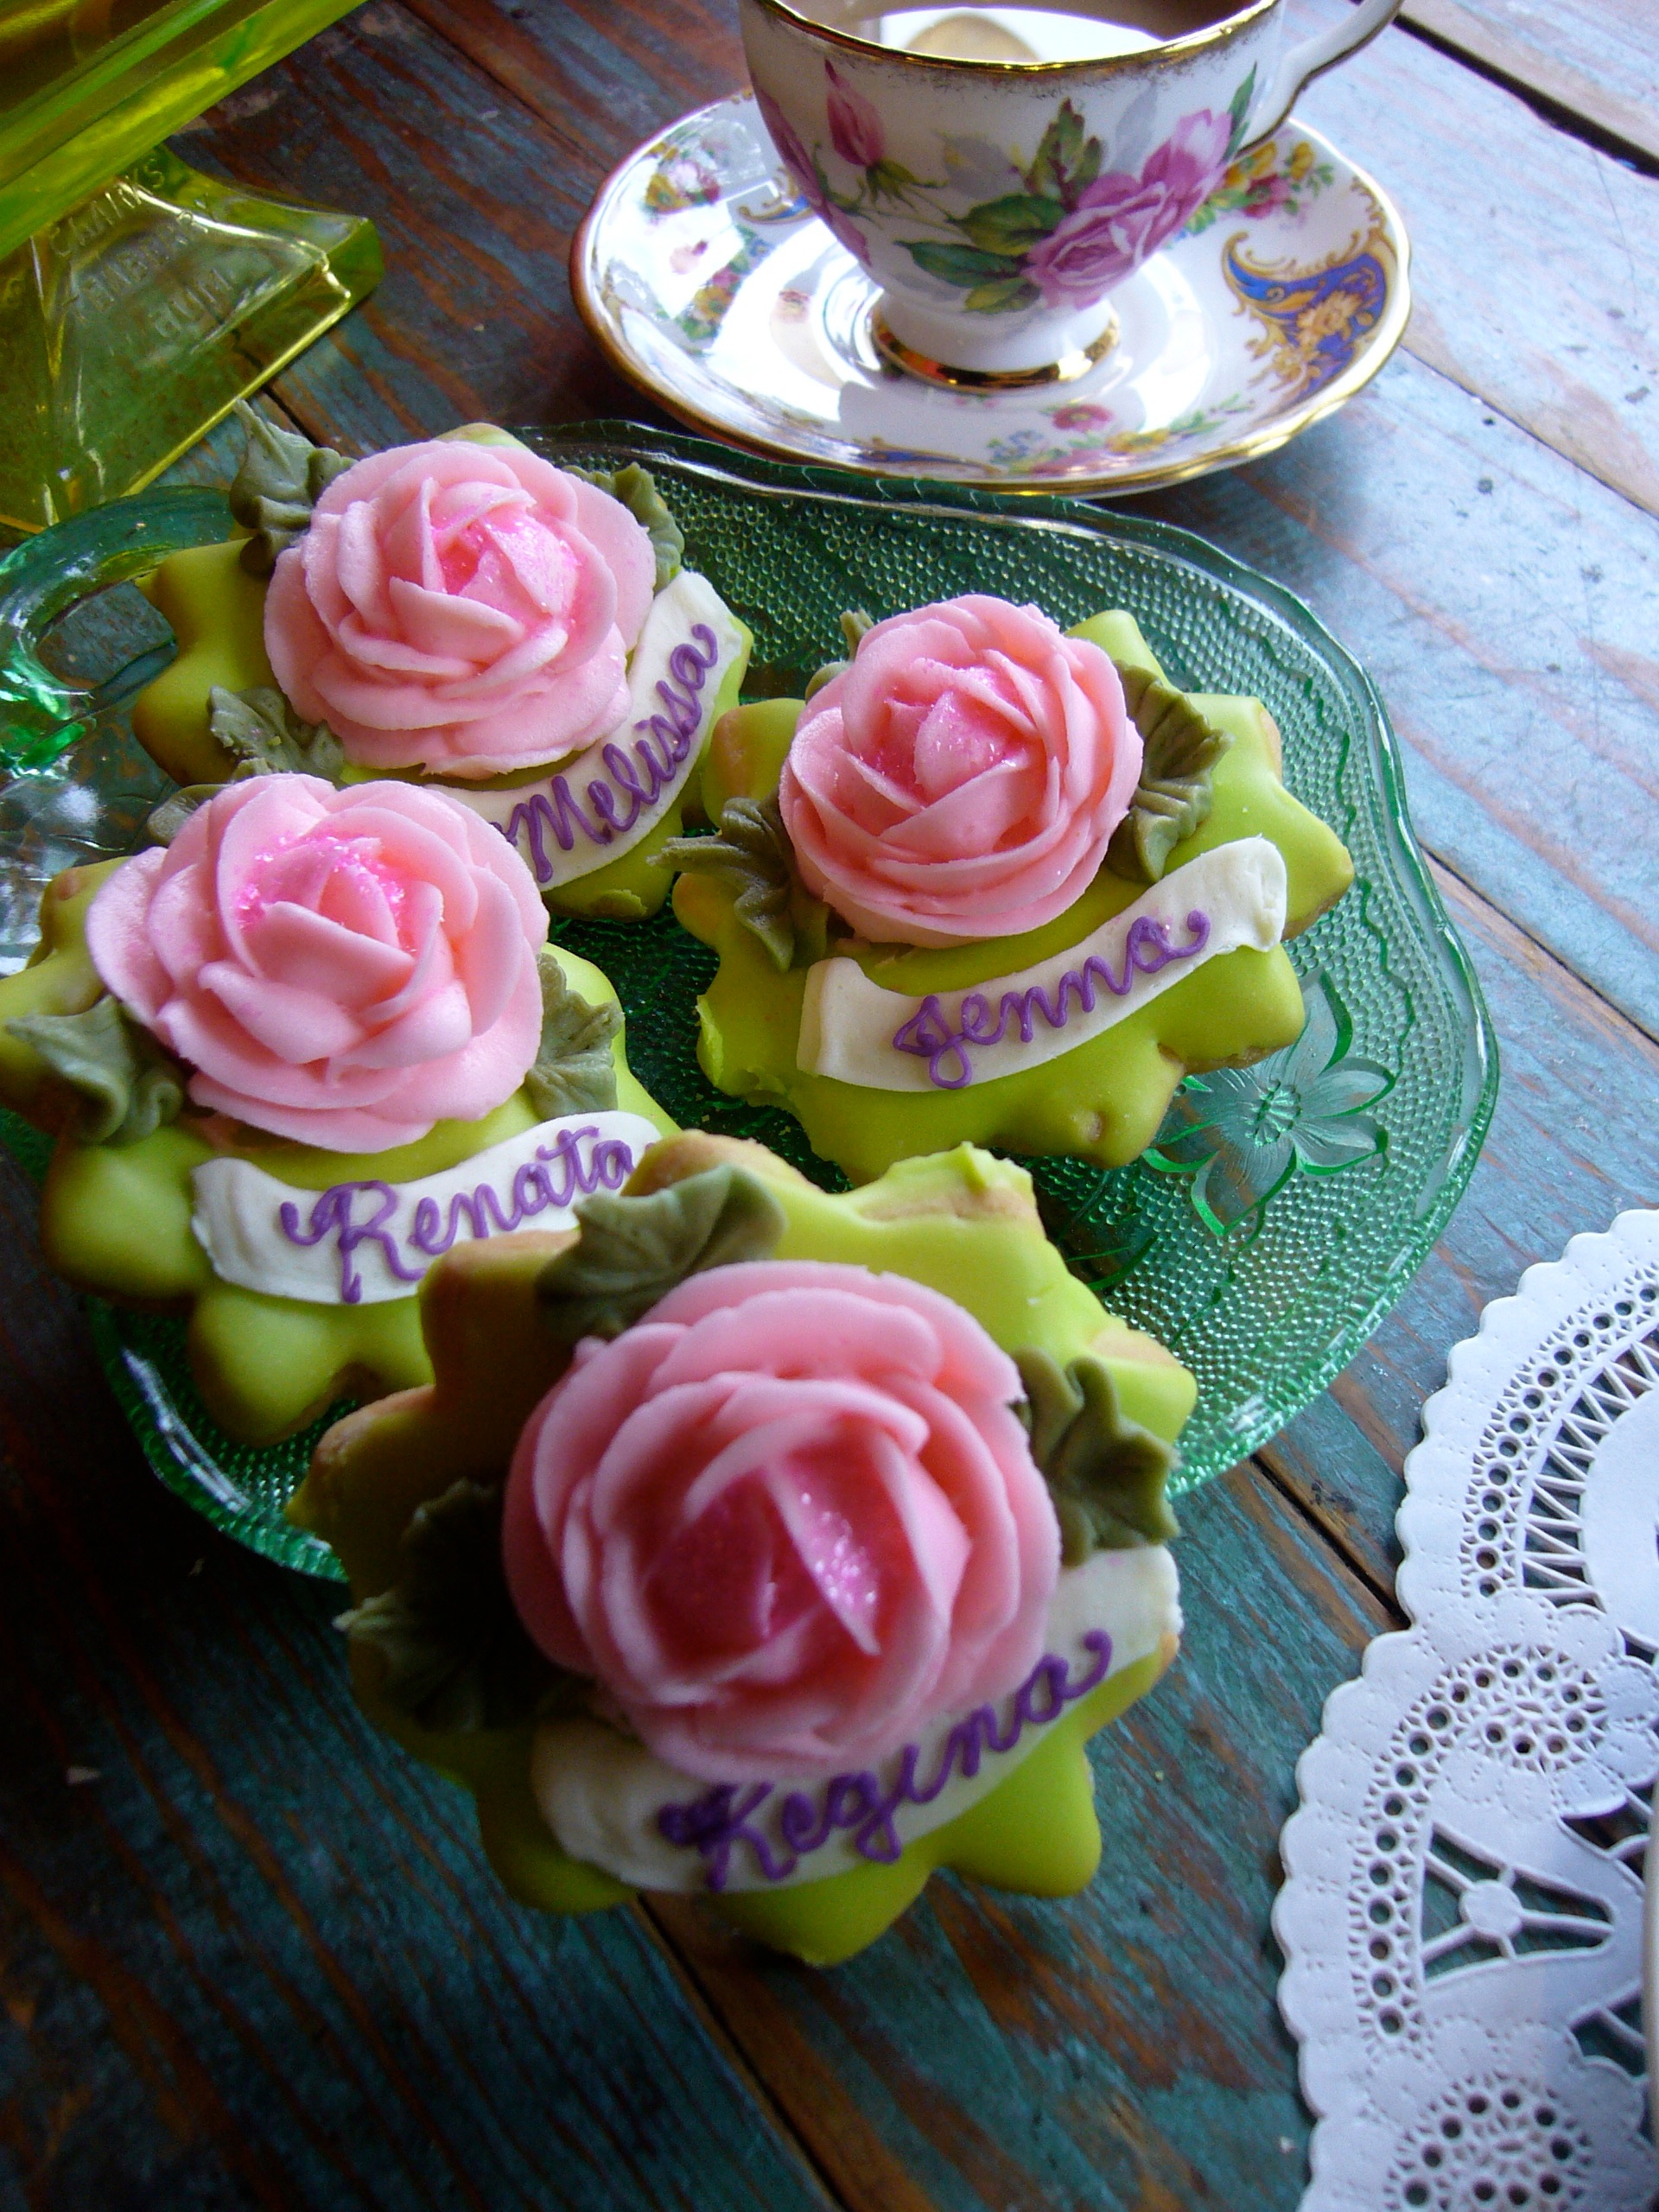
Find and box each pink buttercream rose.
[503,1260,1060,1782]
[264,438,657,778]
[1025,110,1232,307]
[779,594,1141,944]
[86,775,548,1152]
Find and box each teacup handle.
[1245,0,1403,144]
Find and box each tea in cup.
[740,0,1402,383]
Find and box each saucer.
[573,94,1410,496]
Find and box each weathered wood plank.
[652,1460,1389,2212]
[175,3,636,454]
[1292,14,1659,518]
[1137,351,1659,1043]
[372,0,1659,524]
[0,1156,832,2212]
[1400,0,1659,169]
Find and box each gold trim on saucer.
[569,96,1414,502]
[870,310,1117,390]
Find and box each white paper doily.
[1276,1210,1659,2209]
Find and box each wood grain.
[0,1156,831,2212]
[1401,0,1659,168]
[1294,17,1659,518]
[351,0,1659,524]
[1136,352,1659,1042]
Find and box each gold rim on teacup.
[743,0,1280,75]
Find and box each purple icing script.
[656,1631,1112,1891]
[504,622,720,885]
[892,911,1211,1090]
[277,1122,636,1303]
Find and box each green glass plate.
[0,423,1497,1579]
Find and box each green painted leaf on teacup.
[958,193,1065,257]
[523,948,622,1118]
[1226,66,1258,158]
[536,1162,786,1344]
[343,1478,585,1733]
[1106,664,1235,884]
[6,995,185,1146]
[1024,99,1101,203]
[963,275,1042,315]
[227,401,353,577]
[902,239,1022,288]
[564,462,684,593]
[1015,1347,1179,1567]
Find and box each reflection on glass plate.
[0,426,1494,1577]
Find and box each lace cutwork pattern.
[1276,1211,1659,2209]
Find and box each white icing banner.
[797,836,1288,1092]
[531,1546,1179,1894]
[191,1109,662,1306]
[443,570,744,890]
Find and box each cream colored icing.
[797,836,1288,1091]
[530,1544,1179,1891]
[441,571,747,889]
[190,1109,661,1306]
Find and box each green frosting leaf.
[524,950,621,1119]
[208,685,346,780]
[537,1163,786,1344]
[343,1479,583,1733]
[6,995,185,1145]
[144,781,227,846]
[1014,1348,1179,1567]
[1106,664,1235,884]
[563,462,684,593]
[804,608,875,701]
[658,796,809,971]
[227,402,353,576]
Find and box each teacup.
[739,0,1402,384]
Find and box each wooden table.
[2,1,1655,2203]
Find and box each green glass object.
[0,0,379,531]
[0,428,1499,1576]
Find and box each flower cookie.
[0,773,672,1444]
[289,1129,1194,1964]
[668,595,1355,1182]
[128,411,752,919]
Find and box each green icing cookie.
[677,613,1355,1185]
[0,868,674,1445]
[125,434,752,923]
[289,1133,1194,1961]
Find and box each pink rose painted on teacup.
[264,439,657,779]
[754,86,874,265]
[86,775,547,1152]
[824,61,885,171]
[502,1260,1060,1783]
[779,595,1141,945]
[1024,110,1232,307]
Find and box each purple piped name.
[276,1122,636,1303]
[890,911,1211,1090]
[504,623,721,885]
[656,1631,1113,1891]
